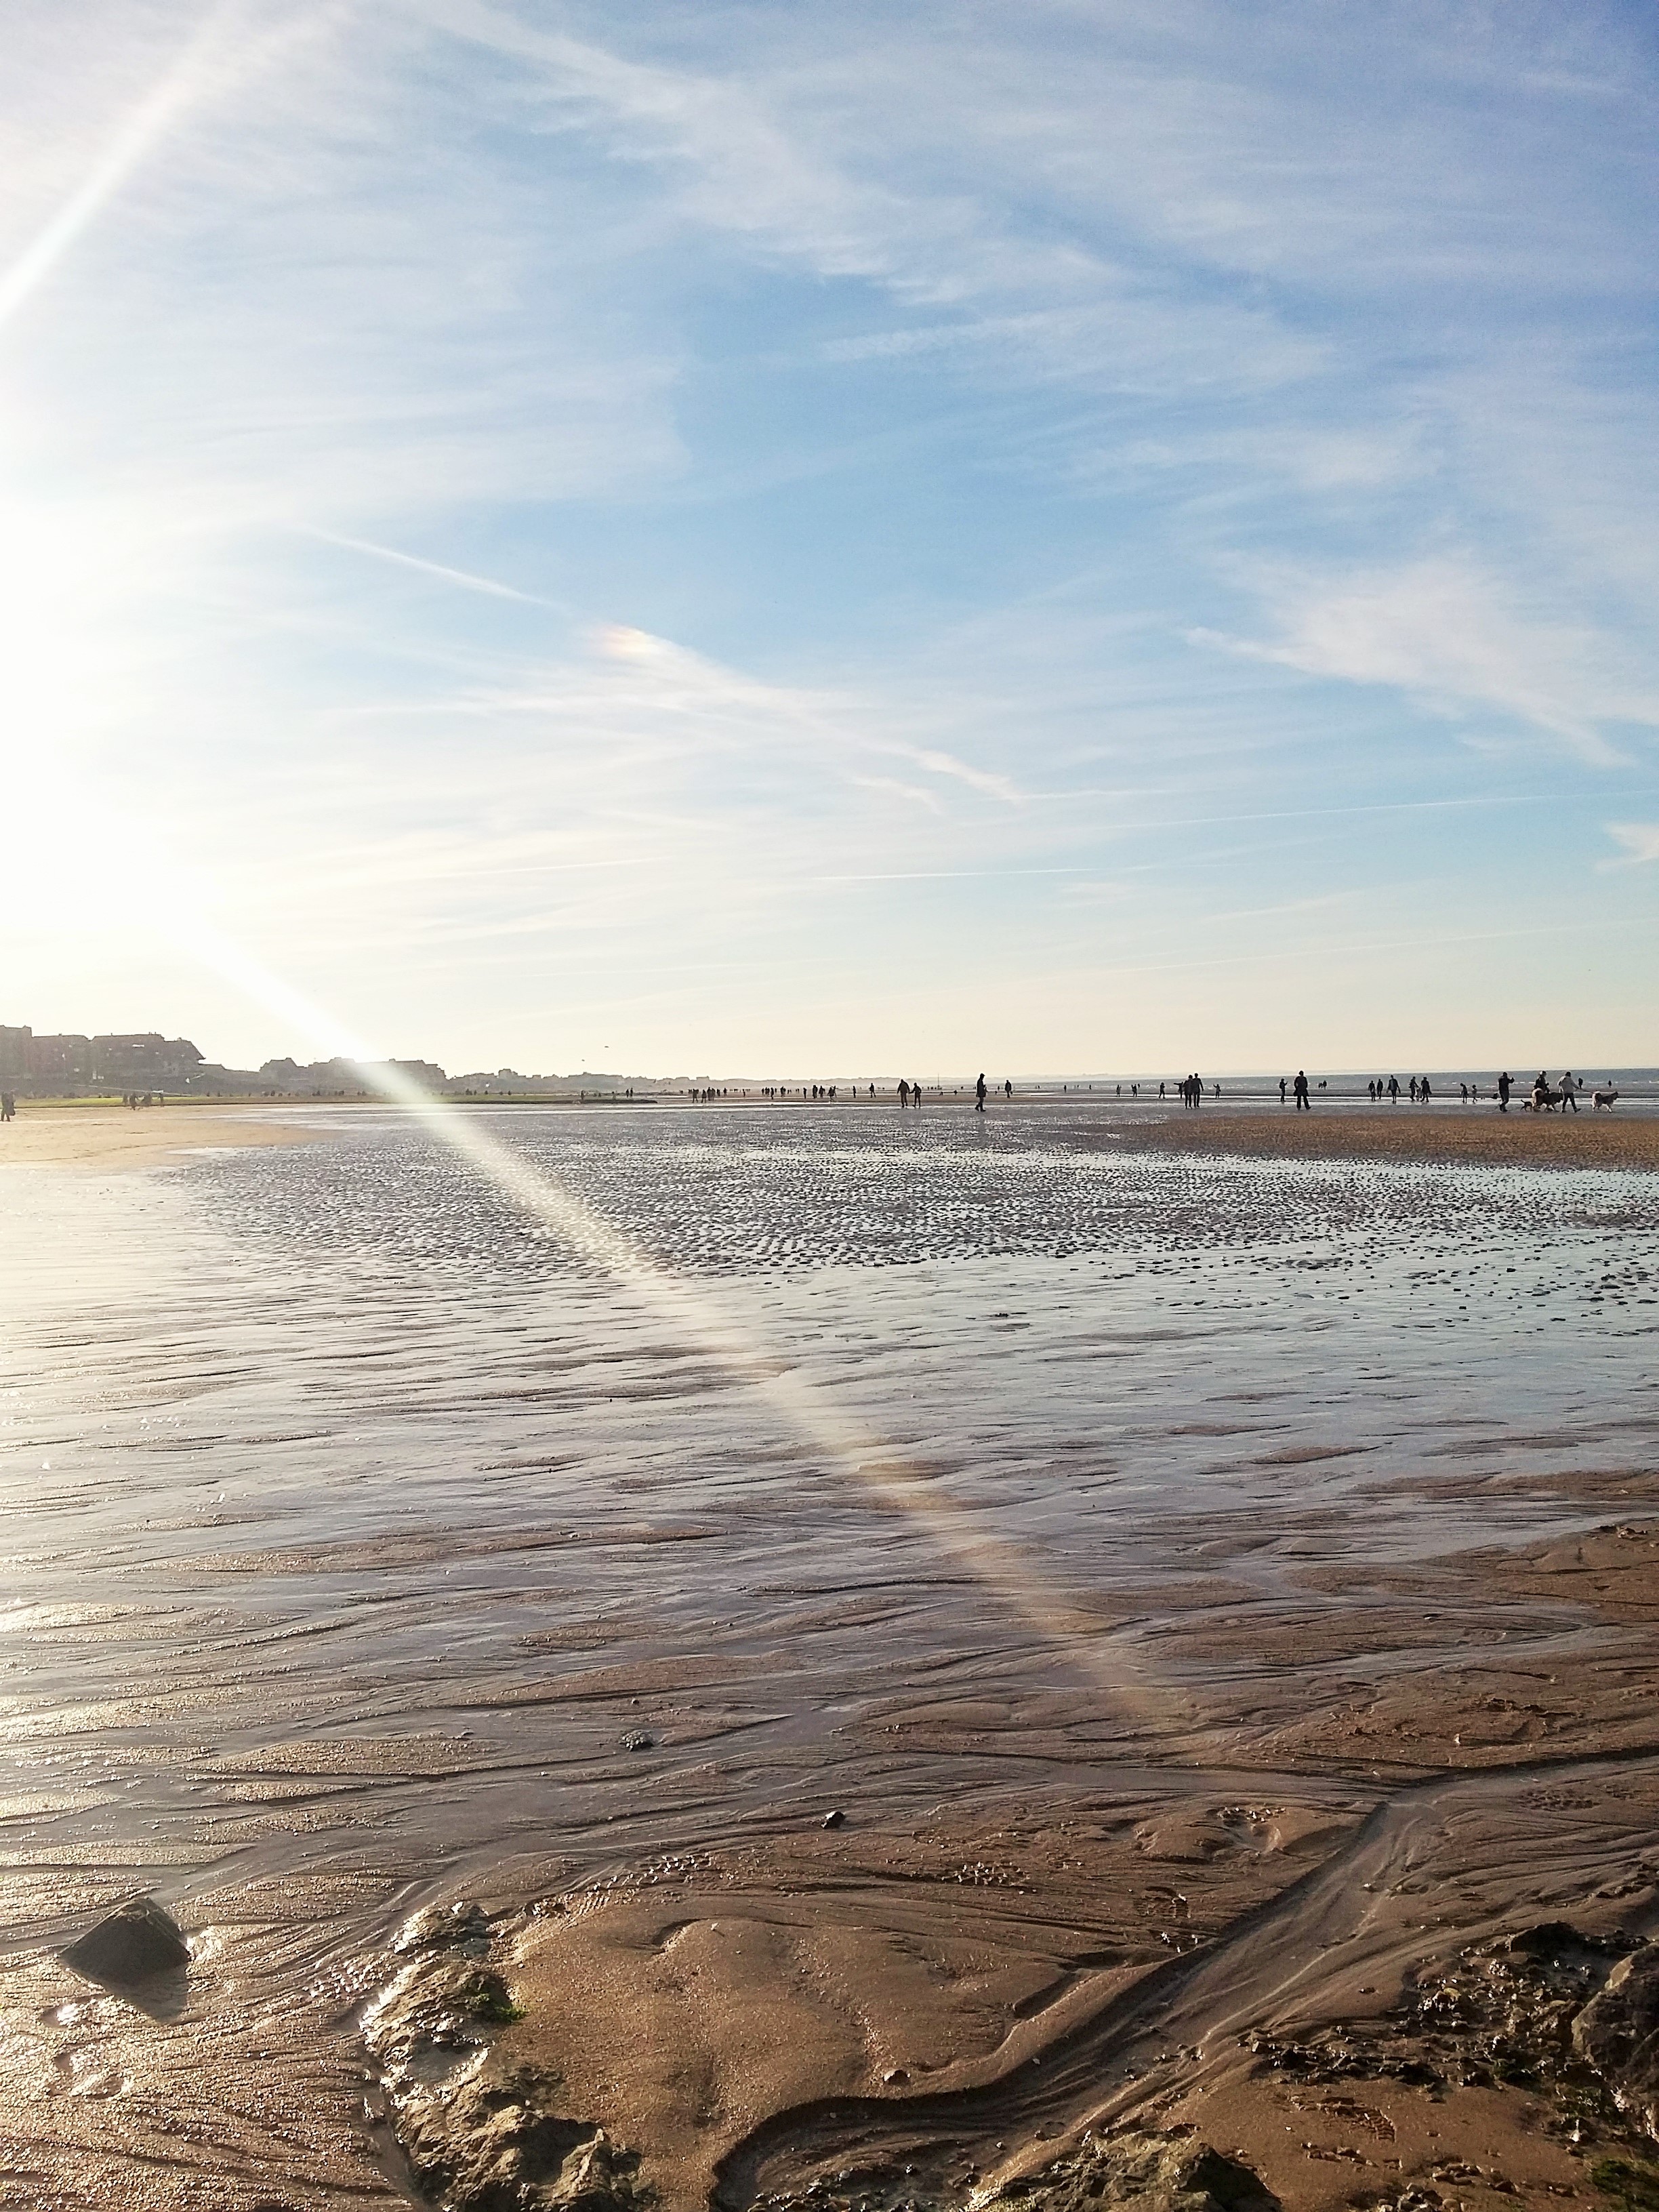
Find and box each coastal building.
[253,1055,451,1095]
[0,1023,205,1094]
[90,1033,205,1088]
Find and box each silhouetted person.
[1419,1076,1432,1101]
[1498,1071,1512,1111]
[1279,1077,1288,1105]
[1561,1070,1579,1113]
[899,1080,909,1108]
[1004,1079,1012,1099]
[975,1072,987,1112]
[0,1092,12,1122]
[1387,1076,1399,1103]
[1294,1069,1311,1111]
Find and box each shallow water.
[3,1103,1658,2203]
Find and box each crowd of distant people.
[670,1071,1620,1114]
[0,1073,1627,1128]
[1336,1071,1608,1113]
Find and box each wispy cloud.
[1199,556,1659,763]
[1602,823,1659,869]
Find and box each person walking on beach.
[1279,1077,1288,1105]
[1498,1071,1512,1111]
[1387,1075,1399,1103]
[898,1080,909,1109]
[1560,1070,1580,1113]
[0,1092,13,1122]
[1293,1069,1311,1111]
[975,1073,987,1113]
[1004,1079,1012,1100]
[1419,1076,1433,1102]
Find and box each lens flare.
[0,1,248,333]
[176,920,1166,1722]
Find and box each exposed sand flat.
[7,1107,1659,2209]
[358,1510,1659,2212]
[1122,1105,1659,1171]
[0,1101,319,1169]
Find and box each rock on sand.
[60,1896,190,1985]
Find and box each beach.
[0,1099,321,1170]
[3,1099,1658,2209]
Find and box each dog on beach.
[1593,1087,1619,1110]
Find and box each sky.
[3,0,1658,1078]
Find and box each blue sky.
[5,0,1658,1075]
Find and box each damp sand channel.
[3,1101,1659,2209]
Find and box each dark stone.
[1500,1921,1615,1961]
[823,1809,846,1828]
[60,1897,189,1985]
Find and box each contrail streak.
[298,527,571,611]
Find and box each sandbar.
[1121,1105,1659,1171]
[0,1100,323,1170]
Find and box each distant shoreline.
[9,1094,1659,1174]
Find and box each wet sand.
[1122,1106,1659,1172]
[0,1101,320,1170]
[350,1505,1659,2212]
[3,1105,1659,2208]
